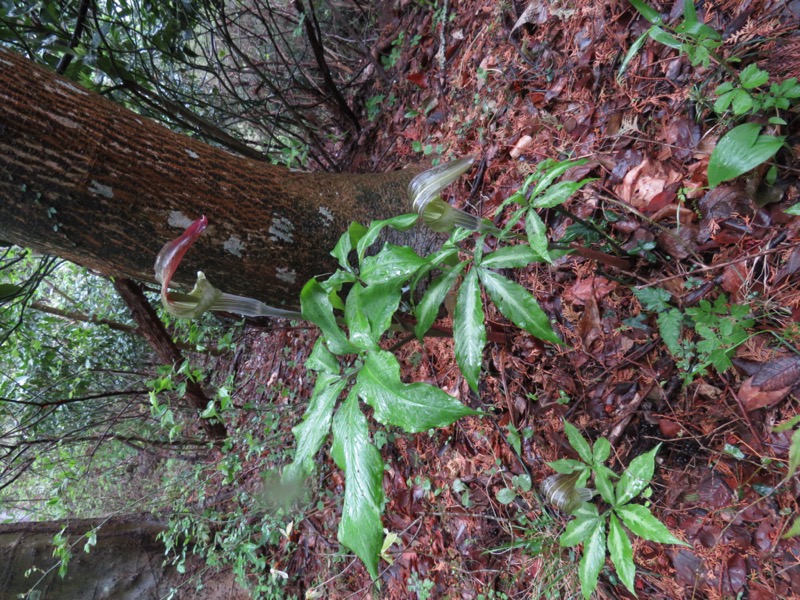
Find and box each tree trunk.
[0,515,248,599]
[0,48,433,310]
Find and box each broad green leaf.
[774,413,800,432]
[548,458,589,474]
[345,283,378,351]
[579,519,606,600]
[356,214,419,261]
[524,211,552,263]
[415,262,465,338]
[0,283,22,300]
[595,466,616,506]
[528,159,588,200]
[564,421,593,464]
[480,245,542,268]
[739,64,769,89]
[531,178,595,209]
[477,269,562,345]
[283,373,347,482]
[708,123,785,188]
[331,222,367,270]
[608,513,636,594]
[359,244,427,285]
[713,92,735,115]
[616,444,660,506]
[332,391,385,581]
[593,437,611,464]
[648,26,682,49]
[496,488,517,504]
[628,0,663,24]
[616,503,688,545]
[657,308,684,357]
[731,90,754,115]
[300,279,358,355]
[559,504,601,547]
[360,280,403,338]
[682,0,698,25]
[356,350,479,432]
[513,473,532,492]
[306,338,340,374]
[454,268,486,392]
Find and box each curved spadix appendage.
[541,471,595,515]
[409,156,500,234]
[154,216,303,320]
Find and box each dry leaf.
[738,355,800,411]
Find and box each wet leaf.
[708,123,784,188]
[609,513,636,594]
[454,268,486,392]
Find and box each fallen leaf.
[738,355,800,411]
[511,0,549,33]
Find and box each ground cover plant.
[3,0,800,598]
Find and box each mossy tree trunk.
[0,48,432,310]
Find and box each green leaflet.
[306,337,340,374]
[609,513,636,595]
[300,279,357,356]
[414,262,465,338]
[332,390,385,581]
[357,350,479,432]
[345,283,378,351]
[359,244,427,285]
[356,214,418,262]
[282,373,347,482]
[454,268,486,392]
[559,503,601,547]
[708,123,784,188]
[616,444,659,506]
[477,269,563,345]
[481,244,543,269]
[578,518,606,600]
[563,421,593,464]
[616,503,687,545]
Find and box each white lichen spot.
[88,180,113,198]
[269,217,295,244]
[168,210,193,228]
[276,267,297,284]
[55,79,88,95]
[185,149,200,159]
[318,206,335,225]
[223,235,245,257]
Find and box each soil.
[203,1,800,598]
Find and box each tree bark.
[0,515,248,599]
[0,48,433,310]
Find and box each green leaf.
[628,0,663,24]
[532,179,595,209]
[619,28,652,78]
[524,211,553,263]
[528,159,588,200]
[708,123,785,188]
[648,25,682,49]
[345,283,378,351]
[360,280,403,339]
[300,279,358,355]
[478,269,563,345]
[454,268,486,392]
[513,473,532,492]
[634,287,672,312]
[0,283,22,301]
[481,245,543,268]
[731,89,754,115]
[356,214,419,261]
[496,487,517,504]
[739,64,770,89]
[307,338,340,374]
[786,428,800,480]
[595,465,616,506]
[657,308,684,357]
[332,391,385,581]
[564,421,593,464]
[616,444,660,505]
[415,262,465,338]
[616,503,688,545]
[593,437,611,464]
[608,513,636,594]
[283,373,347,481]
[785,204,800,216]
[782,516,800,539]
[579,518,607,600]
[559,504,601,547]
[548,458,589,474]
[331,222,367,270]
[356,350,479,432]
[359,244,427,285]
[773,414,800,432]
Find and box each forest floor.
[202,1,800,598]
